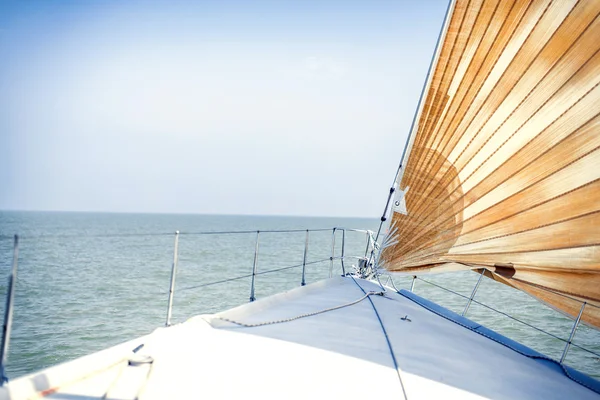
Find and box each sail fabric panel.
[380,0,600,328]
[457,180,600,247]
[393,147,600,266]
[463,102,600,214]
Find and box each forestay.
[380,0,600,328]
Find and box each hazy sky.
[0,0,448,217]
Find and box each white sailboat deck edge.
[1,276,599,399]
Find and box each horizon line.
[0,208,379,220]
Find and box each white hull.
[3,276,599,399]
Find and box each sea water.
[0,211,598,380]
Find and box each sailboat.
[1,0,599,398]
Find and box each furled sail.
[380,0,600,328]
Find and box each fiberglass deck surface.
[4,276,599,399]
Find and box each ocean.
[0,211,598,380]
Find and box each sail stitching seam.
[398,1,585,243]
[392,106,600,258]
[417,0,516,186]
[397,183,600,265]
[439,206,600,251]
[395,129,600,259]
[407,0,510,210]
[395,30,599,256]
[406,0,475,180]
[406,0,527,207]
[404,0,551,223]
[418,0,485,167]
[393,75,600,259]
[395,42,600,254]
[505,275,600,307]
[448,54,600,211]
[407,0,561,221]
[401,244,600,269]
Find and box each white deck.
[2,276,598,399]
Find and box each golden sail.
[380,0,600,328]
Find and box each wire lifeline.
[415,277,600,359]
[214,290,384,328]
[0,227,343,240]
[349,276,409,400]
[416,277,567,340]
[410,270,600,311]
[398,291,600,396]
[177,258,335,293]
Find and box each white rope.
[216,291,384,328]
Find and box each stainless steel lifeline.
[413,275,600,364]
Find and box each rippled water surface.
[0,211,598,380]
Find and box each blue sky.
[0,0,448,217]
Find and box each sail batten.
[381,0,600,328]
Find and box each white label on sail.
[392,186,409,215]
